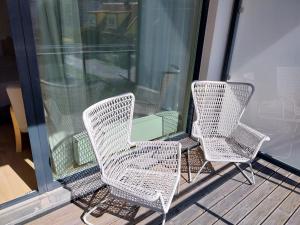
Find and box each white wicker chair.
[82,93,181,225]
[191,81,270,184]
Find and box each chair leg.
[162,213,166,225]
[249,162,255,185]
[176,181,180,195]
[82,199,107,225]
[234,162,255,185]
[10,107,22,152]
[186,149,192,183]
[191,160,208,183]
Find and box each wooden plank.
[239,173,300,225]
[212,167,290,225]
[27,159,300,225]
[0,123,37,204]
[81,192,145,225]
[167,159,268,225]
[190,161,280,225]
[285,205,300,225]
[26,160,270,225]
[26,149,226,225]
[261,179,300,225]
[26,203,84,225]
[127,162,234,225]
[168,172,245,225]
[26,200,134,225]
[97,149,224,225]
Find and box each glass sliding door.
[0,0,38,205]
[228,0,300,169]
[29,0,203,179]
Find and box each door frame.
[0,0,60,209]
[186,0,210,134]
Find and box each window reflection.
[30,0,202,178]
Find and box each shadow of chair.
[134,72,179,116]
[65,146,214,224]
[60,165,140,222]
[76,187,140,223]
[180,146,214,183]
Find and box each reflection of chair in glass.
[191,81,270,184]
[258,67,300,121]
[257,67,300,159]
[6,84,28,152]
[134,72,179,116]
[83,93,181,225]
[41,81,91,177]
[134,72,180,138]
[258,67,300,132]
[156,110,179,136]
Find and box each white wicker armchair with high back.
[191,81,270,184]
[82,93,181,225]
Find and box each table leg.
[187,148,192,183]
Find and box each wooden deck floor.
[0,123,37,204]
[26,148,300,225]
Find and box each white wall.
[199,0,234,81]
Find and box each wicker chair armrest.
[230,122,270,159]
[237,123,270,141]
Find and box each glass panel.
[29,0,202,179]
[228,0,300,169]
